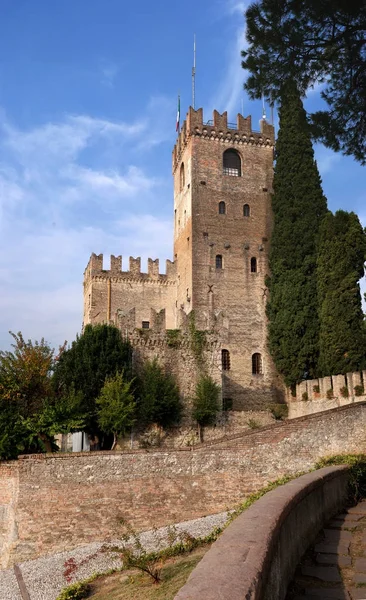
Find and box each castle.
[83,107,284,411]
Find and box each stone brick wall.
[1,402,366,567]
[288,370,366,418]
[0,462,19,568]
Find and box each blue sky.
[0,0,364,350]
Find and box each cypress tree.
[317,210,366,376]
[267,82,328,387]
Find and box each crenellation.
[148,258,159,277]
[110,254,122,273]
[213,109,228,130]
[237,113,252,134]
[165,259,176,278]
[129,256,141,275]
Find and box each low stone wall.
[175,466,350,600]
[1,403,365,567]
[288,370,366,418]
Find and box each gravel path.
[0,511,229,600]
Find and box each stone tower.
[172,107,280,408]
[83,107,283,410]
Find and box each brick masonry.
[1,402,366,567]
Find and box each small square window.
[142,321,150,329]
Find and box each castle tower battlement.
[84,253,177,283]
[173,107,275,173]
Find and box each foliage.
[192,375,220,427]
[340,386,349,398]
[97,372,136,449]
[269,403,288,420]
[166,330,182,349]
[136,359,182,428]
[247,418,261,429]
[0,332,84,459]
[56,581,91,600]
[326,388,334,400]
[302,392,309,402]
[188,312,207,364]
[317,210,366,376]
[313,385,320,394]
[354,384,365,397]
[242,0,366,164]
[265,82,328,387]
[53,324,132,433]
[316,454,366,504]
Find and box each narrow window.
[251,257,257,273]
[180,163,185,190]
[222,349,231,371]
[252,353,263,375]
[218,201,226,214]
[243,204,250,217]
[142,321,150,329]
[223,149,241,177]
[216,254,223,269]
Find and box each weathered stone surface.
[301,566,342,582]
[323,529,352,541]
[349,588,366,599]
[303,590,349,599]
[316,553,351,567]
[354,558,366,572]
[314,542,350,555]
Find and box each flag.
[176,95,180,132]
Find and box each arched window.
[218,201,226,214]
[251,257,257,273]
[252,353,263,375]
[243,204,250,217]
[180,163,185,190]
[222,349,231,371]
[223,149,241,177]
[216,254,223,269]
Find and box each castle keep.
[83,107,284,410]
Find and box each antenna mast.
[192,34,196,109]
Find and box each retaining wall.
[175,466,350,600]
[1,403,365,567]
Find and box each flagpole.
[192,34,196,109]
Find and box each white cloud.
[314,145,342,176]
[0,100,175,349]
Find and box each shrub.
[354,384,365,397]
[136,359,182,428]
[302,392,309,401]
[247,418,260,429]
[313,385,320,394]
[340,386,349,398]
[56,582,90,600]
[326,388,334,399]
[269,404,288,420]
[192,375,220,427]
[96,372,136,449]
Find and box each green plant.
[313,385,320,394]
[302,392,309,401]
[269,403,288,420]
[247,418,260,429]
[192,375,220,427]
[96,372,136,449]
[136,359,182,428]
[354,384,365,397]
[340,386,349,398]
[326,388,334,399]
[166,330,182,348]
[316,454,366,504]
[188,312,207,364]
[56,581,91,600]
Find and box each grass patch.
[88,546,208,599]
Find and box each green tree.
[317,210,366,375]
[53,324,132,432]
[266,82,328,387]
[0,332,84,459]
[192,375,220,428]
[242,0,366,163]
[137,359,182,428]
[96,372,136,449]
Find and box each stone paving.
[286,500,366,600]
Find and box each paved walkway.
[286,500,366,600]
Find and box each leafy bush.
[192,375,220,427]
[316,454,366,504]
[302,392,309,401]
[313,385,320,394]
[354,384,365,397]
[136,359,182,428]
[340,386,349,398]
[326,388,334,399]
[97,372,136,448]
[269,403,288,420]
[247,419,260,429]
[56,581,90,600]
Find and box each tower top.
[172,107,275,173]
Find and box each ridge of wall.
[288,370,366,419]
[1,402,366,567]
[84,253,177,284]
[173,107,275,172]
